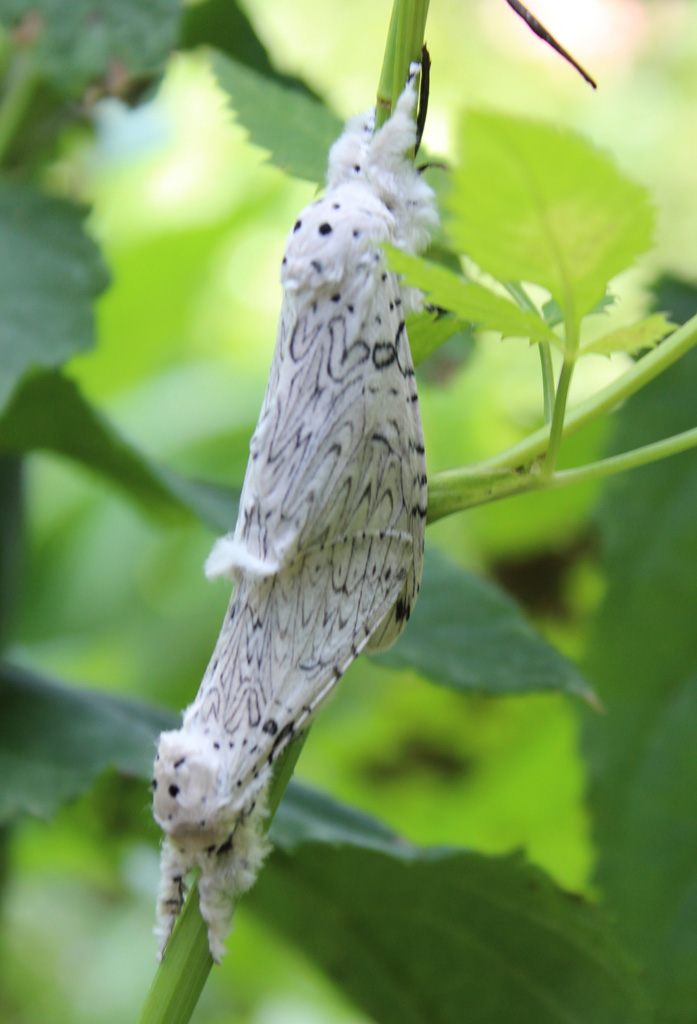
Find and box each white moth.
[152,66,437,963]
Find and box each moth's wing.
[208,185,426,582]
[194,528,413,797]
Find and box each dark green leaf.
[1,0,181,94]
[649,273,697,325]
[387,248,558,343]
[376,547,593,700]
[210,51,342,184]
[272,780,410,856]
[447,112,654,328]
[180,0,319,102]
[0,660,176,821]
[584,345,697,1021]
[0,183,108,412]
[256,785,650,1024]
[180,0,275,73]
[0,370,239,532]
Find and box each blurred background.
[3,0,697,1020]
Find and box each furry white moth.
[152,67,437,963]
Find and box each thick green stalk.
[375,0,430,128]
[138,734,308,1024]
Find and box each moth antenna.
[505,0,597,89]
[417,161,449,174]
[415,44,431,156]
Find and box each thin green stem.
[542,358,574,478]
[502,282,555,424]
[427,313,697,524]
[476,311,697,473]
[138,733,308,1024]
[428,423,697,523]
[548,424,697,491]
[0,53,37,166]
[538,344,555,423]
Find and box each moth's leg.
[198,795,271,963]
[155,838,188,960]
[198,859,236,964]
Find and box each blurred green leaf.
[0,370,239,531]
[0,0,181,94]
[585,344,697,1022]
[543,292,615,329]
[377,547,594,701]
[388,248,557,343]
[0,183,108,413]
[582,313,676,356]
[180,0,320,101]
[180,0,275,72]
[256,784,650,1024]
[0,660,176,821]
[210,51,342,184]
[407,309,469,366]
[649,274,697,326]
[272,780,411,854]
[447,112,654,329]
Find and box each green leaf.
[582,313,676,356]
[407,309,469,366]
[543,291,615,329]
[376,547,594,701]
[0,370,239,532]
[584,343,697,1022]
[210,51,342,184]
[253,785,650,1024]
[0,660,176,821]
[447,112,654,328]
[180,0,276,73]
[650,274,697,326]
[387,248,558,343]
[180,0,320,102]
[0,183,108,413]
[271,780,409,855]
[1,0,181,94]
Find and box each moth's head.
[152,727,231,839]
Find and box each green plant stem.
[543,357,574,478]
[375,0,430,129]
[427,313,697,523]
[138,733,308,1024]
[479,311,697,473]
[428,423,697,522]
[548,424,697,490]
[0,53,37,165]
[502,282,556,424]
[538,344,555,423]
